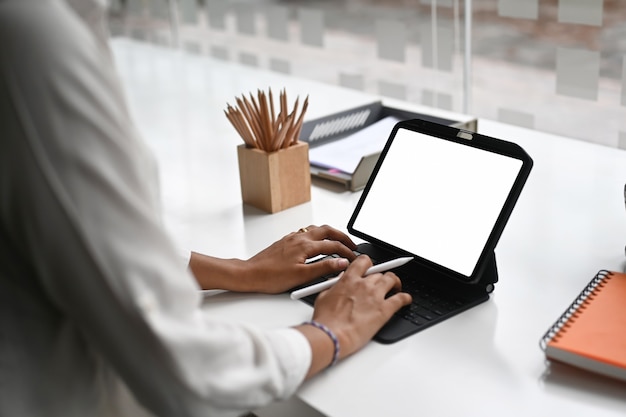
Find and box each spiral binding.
[539,269,613,350]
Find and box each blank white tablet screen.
[351,127,523,277]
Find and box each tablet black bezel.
[347,118,533,284]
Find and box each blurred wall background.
[106,0,626,149]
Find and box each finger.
[384,292,413,313]
[291,225,313,236]
[365,270,401,287]
[383,272,403,293]
[304,239,357,262]
[304,253,370,282]
[342,255,373,278]
[308,224,358,251]
[302,257,349,279]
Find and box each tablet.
[347,118,533,284]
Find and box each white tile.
[558,0,603,26]
[299,9,324,47]
[376,19,406,63]
[556,47,599,101]
[267,6,289,41]
[498,0,539,20]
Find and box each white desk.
[111,39,626,417]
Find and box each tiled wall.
[473,0,625,148]
[108,0,626,149]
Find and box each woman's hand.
[189,225,358,293]
[243,224,358,293]
[296,255,412,377]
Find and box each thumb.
[385,292,413,314]
[304,257,349,280]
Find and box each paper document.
[308,116,401,174]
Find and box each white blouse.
[0,1,311,416]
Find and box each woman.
[0,1,411,416]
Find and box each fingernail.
[336,258,349,269]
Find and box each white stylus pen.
[290,256,414,300]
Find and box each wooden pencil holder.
[237,141,311,213]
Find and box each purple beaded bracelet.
[303,320,340,368]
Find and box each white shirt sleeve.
[0,2,310,417]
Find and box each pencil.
[224,88,309,152]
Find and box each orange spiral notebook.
[540,270,626,382]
